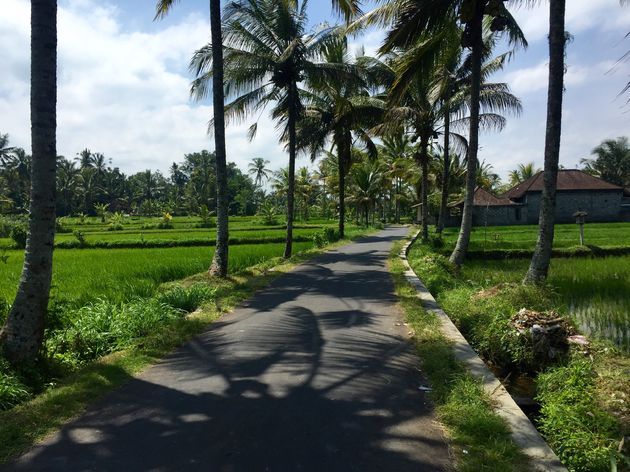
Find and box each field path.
[8,227,450,471]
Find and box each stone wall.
[525,190,622,224]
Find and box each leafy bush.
[55,218,72,234]
[107,212,125,231]
[195,205,215,228]
[257,201,280,226]
[10,223,28,249]
[0,358,31,411]
[48,298,182,363]
[313,227,340,248]
[157,284,216,313]
[157,212,174,230]
[0,217,13,238]
[73,230,87,247]
[0,298,10,325]
[536,360,621,472]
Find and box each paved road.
[8,227,450,471]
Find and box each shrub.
[0,357,31,411]
[157,284,216,313]
[0,217,12,238]
[257,201,280,226]
[108,211,125,231]
[48,299,182,363]
[536,360,621,472]
[73,230,87,247]
[10,223,28,249]
[157,212,174,230]
[0,298,10,325]
[313,227,339,248]
[55,218,72,234]
[196,205,215,228]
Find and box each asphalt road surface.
[7,226,450,471]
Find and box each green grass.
[0,242,313,308]
[459,256,630,352]
[407,236,630,471]
[439,222,630,252]
[389,240,528,471]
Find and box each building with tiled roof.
[444,169,630,227]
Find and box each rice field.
[0,216,363,314]
[463,256,630,351]
[440,222,630,251]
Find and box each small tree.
[94,202,109,223]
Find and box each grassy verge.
[0,230,376,464]
[389,239,528,472]
[407,239,630,472]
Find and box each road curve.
[7,226,450,471]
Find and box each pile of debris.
[511,308,587,360]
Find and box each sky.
[1,0,630,181]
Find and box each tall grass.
[461,256,630,351]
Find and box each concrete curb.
[400,230,566,472]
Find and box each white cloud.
[504,61,589,95]
[0,0,299,176]
[509,0,630,44]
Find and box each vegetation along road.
[5,227,450,471]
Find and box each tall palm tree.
[248,157,271,188]
[524,0,567,284]
[299,37,382,238]
[190,0,338,258]
[156,0,230,277]
[1,0,57,364]
[379,133,416,223]
[348,158,383,225]
[358,0,526,263]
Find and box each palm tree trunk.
[524,0,566,284]
[1,0,57,364]
[208,0,229,277]
[338,153,345,239]
[450,5,484,267]
[418,137,430,242]
[283,83,298,259]
[437,103,451,234]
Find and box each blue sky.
[1,0,629,181]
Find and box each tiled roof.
[502,169,623,200]
[450,187,517,207]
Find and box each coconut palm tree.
[1,0,57,364]
[248,157,271,188]
[348,158,384,225]
[156,0,229,277]
[524,0,567,284]
[379,133,416,223]
[509,162,541,185]
[0,133,15,162]
[580,137,630,187]
[299,36,383,238]
[357,0,526,263]
[190,0,339,258]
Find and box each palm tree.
[75,148,93,169]
[379,133,416,223]
[358,0,526,263]
[248,157,271,188]
[580,137,630,187]
[190,0,338,258]
[299,37,382,238]
[156,0,230,277]
[509,162,541,185]
[0,133,15,162]
[348,158,383,225]
[1,0,57,364]
[524,0,567,284]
